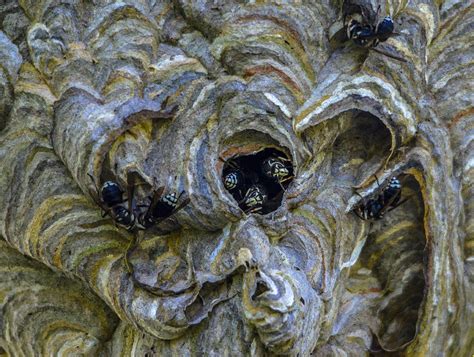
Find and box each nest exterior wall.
[0,0,473,356]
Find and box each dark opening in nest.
[221,148,294,215]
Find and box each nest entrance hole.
[222,148,294,215]
[331,111,392,184]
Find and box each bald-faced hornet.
[261,156,294,189]
[220,156,248,205]
[347,15,395,48]
[353,176,407,220]
[375,16,395,43]
[87,174,136,230]
[137,187,190,229]
[224,170,244,192]
[219,157,245,189]
[344,3,406,62]
[240,184,268,214]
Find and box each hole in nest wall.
[356,175,426,353]
[332,111,391,184]
[221,148,294,215]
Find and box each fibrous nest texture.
[0,0,472,356]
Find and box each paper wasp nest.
[0,0,472,355]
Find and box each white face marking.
[390,177,401,189]
[102,181,116,189]
[224,173,238,190]
[274,166,289,179]
[245,187,264,207]
[163,193,178,207]
[116,208,133,225]
[266,158,290,181]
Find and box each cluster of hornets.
[88,3,408,234]
[221,149,295,214]
[88,172,190,232]
[343,1,406,62]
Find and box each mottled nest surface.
[0,0,472,356]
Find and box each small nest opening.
[221,148,294,215]
[332,111,392,184]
